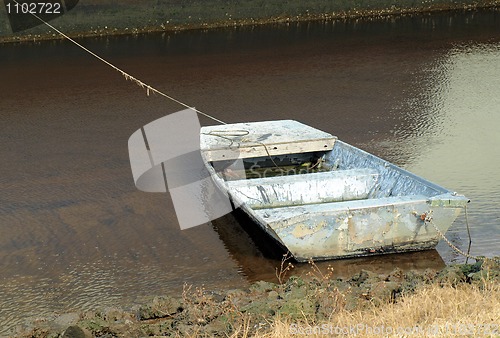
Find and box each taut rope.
[19,0,226,125]
[423,210,500,265]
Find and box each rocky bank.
[12,257,500,337]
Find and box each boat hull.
[243,195,463,262]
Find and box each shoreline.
[13,258,500,337]
[1,3,499,44]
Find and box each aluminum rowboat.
[200,120,468,262]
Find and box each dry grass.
[253,280,500,337]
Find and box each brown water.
[1,9,500,334]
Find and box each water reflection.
[383,43,500,262]
[212,211,446,283]
[1,8,500,335]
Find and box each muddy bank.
[1,0,499,43]
[12,258,499,337]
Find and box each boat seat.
[252,195,430,224]
[226,168,379,209]
[201,120,336,161]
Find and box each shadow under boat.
[211,208,446,284]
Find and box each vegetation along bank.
[14,258,500,337]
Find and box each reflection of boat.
[201,120,469,262]
[211,211,446,283]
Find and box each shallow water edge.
[13,259,500,337]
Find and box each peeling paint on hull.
[252,196,463,262]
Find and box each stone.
[54,313,80,328]
[386,267,404,282]
[268,290,279,300]
[62,325,89,338]
[435,265,467,286]
[369,281,401,304]
[349,269,380,286]
[249,281,276,293]
[278,298,316,319]
[137,296,183,320]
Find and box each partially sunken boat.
[200,120,468,262]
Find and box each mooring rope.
[464,204,472,264]
[423,210,500,265]
[21,3,298,170]
[20,1,227,125]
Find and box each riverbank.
[13,257,500,337]
[1,0,499,43]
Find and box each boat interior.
[208,139,449,212]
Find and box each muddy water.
[1,9,500,334]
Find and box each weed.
[275,252,295,285]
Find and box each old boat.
[200,120,469,262]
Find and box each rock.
[316,290,346,319]
[225,289,249,307]
[343,293,361,311]
[435,265,467,286]
[54,313,80,328]
[368,281,401,304]
[174,322,197,336]
[422,268,438,282]
[286,275,306,287]
[249,281,276,293]
[206,291,225,303]
[278,298,316,319]
[459,261,483,276]
[62,325,89,338]
[102,307,135,323]
[239,298,278,316]
[268,290,279,300]
[283,284,308,301]
[137,296,183,320]
[386,267,404,282]
[139,323,163,336]
[203,315,232,336]
[400,270,428,294]
[226,289,248,298]
[349,269,380,286]
[78,318,109,335]
[468,258,500,283]
[15,262,500,338]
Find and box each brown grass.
[250,279,500,338]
